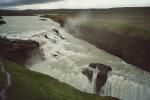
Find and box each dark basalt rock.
[52,28,65,39]
[89,63,112,72]
[39,18,47,21]
[82,68,93,81]
[82,63,112,94]
[45,35,50,39]
[96,72,107,93]
[52,28,59,34]
[0,16,6,25]
[89,63,97,68]
[58,20,65,27]
[0,20,6,25]
[0,37,42,65]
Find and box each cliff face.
[0,37,41,65]
[73,26,150,72]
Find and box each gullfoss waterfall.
[1,16,150,100]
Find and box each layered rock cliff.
[0,37,41,65]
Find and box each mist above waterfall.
[64,13,92,37]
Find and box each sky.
[0,0,150,10]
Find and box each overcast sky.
[0,0,150,10]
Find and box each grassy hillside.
[1,60,118,100]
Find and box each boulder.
[0,37,42,65]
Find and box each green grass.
[2,60,118,100]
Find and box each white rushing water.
[1,16,150,100]
[100,72,150,100]
[87,66,100,93]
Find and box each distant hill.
[0,7,150,16]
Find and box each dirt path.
[0,61,11,100]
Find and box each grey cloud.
[0,0,60,7]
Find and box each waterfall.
[2,16,150,100]
[89,66,99,93]
[100,73,150,100]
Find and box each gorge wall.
[64,23,150,72]
[0,37,42,65]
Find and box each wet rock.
[82,68,93,81]
[96,70,108,93]
[0,20,6,25]
[52,28,65,39]
[52,28,59,34]
[45,35,50,39]
[89,63,97,68]
[39,18,47,21]
[0,16,6,25]
[0,37,42,65]
[58,20,65,27]
[89,63,112,72]
[82,63,112,94]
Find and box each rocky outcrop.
[0,37,42,65]
[82,63,112,94]
[39,18,47,21]
[82,69,93,81]
[89,63,112,72]
[0,21,6,25]
[0,16,6,25]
